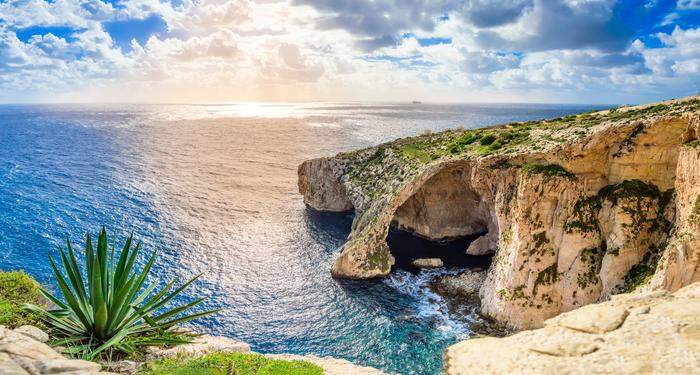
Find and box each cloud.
[461,51,521,73]
[0,0,699,103]
[165,0,251,33]
[142,30,241,61]
[460,0,533,28]
[472,0,633,52]
[295,0,454,51]
[0,0,116,29]
[259,42,325,82]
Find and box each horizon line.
[0,100,622,107]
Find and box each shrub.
[140,352,323,375]
[448,132,481,154]
[522,164,576,180]
[0,271,45,328]
[23,228,218,359]
[479,134,497,145]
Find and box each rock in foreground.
[445,282,700,374]
[0,325,109,374]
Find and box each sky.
[0,0,699,104]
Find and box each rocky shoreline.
[298,95,700,330]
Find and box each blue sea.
[0,102,604,374]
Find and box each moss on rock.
[0,270,45,328]
[140,352,323,375]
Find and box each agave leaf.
[135,278,174,308]
[159,308,221,330]
[48,256,92,330]
[142,274,202,315]
[91,328,130,357]
[65,241,88,300]
[38,288,69,310]
[97,229,109,306]
[152,298,205,323]
[85,234,95,308]
[57,248,91,321]
[114,233,134,288]
[105,277,136,330]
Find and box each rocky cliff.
[445,282,700,374]
[298,95,700,329]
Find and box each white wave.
[385,269,471,338]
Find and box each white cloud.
[0,0,698,103]
[677,0,700,10]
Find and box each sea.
[0,102,605,374]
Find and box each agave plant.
[23,228,217,358]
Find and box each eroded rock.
[554,304,629,334]
[445,282,700,374]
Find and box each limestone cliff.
[445,282,700,374]
[298,96,700,329]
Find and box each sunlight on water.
[0,102,603,374]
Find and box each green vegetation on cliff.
[327,96,698,280]
[522,164,576,180]
[141,352,323,375]
[0,270,45,328]
[342,97,698,205]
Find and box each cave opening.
[386,224,493,271]
[386,165,497,272]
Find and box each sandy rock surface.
[445,282,700,374]
[0,325,113,375]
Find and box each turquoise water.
[0,102,603,374]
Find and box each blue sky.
[0,0,699,103]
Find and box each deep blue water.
[0,102,604,374]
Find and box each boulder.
[411,258,443,268]
[0,326,108,374]
[14,326,49,343]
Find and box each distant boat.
[412,101,422,104]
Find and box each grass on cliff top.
[140,352,323,375]
[342,97,699,208]
[350,97,700,164]
[0,270,45,328]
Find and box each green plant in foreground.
[23,228,218,359]
[141,352,323,375]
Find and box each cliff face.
[298,96,700,329]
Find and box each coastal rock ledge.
[298,95,700,329]
[445,282,700,374]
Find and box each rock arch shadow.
[385,164,496,271]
